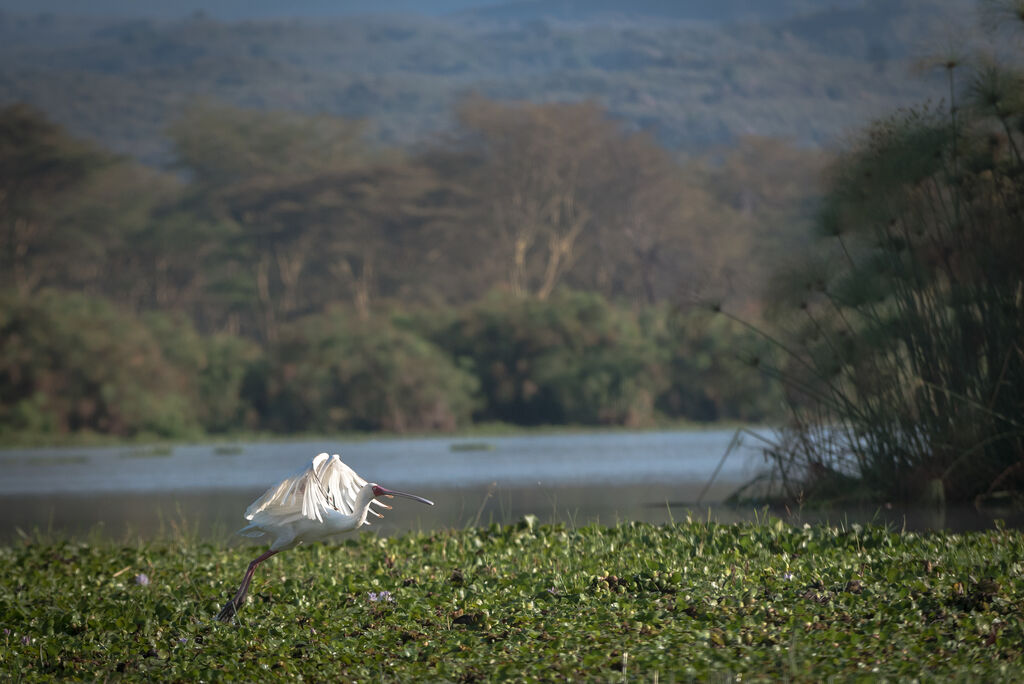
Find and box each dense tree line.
[0,100,811,439]
[1,99,821,331]
[0,288,785,439]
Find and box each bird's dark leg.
[216,549,279,622]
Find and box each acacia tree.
[689,137,826,309]
[442,98,772,306]
[71,163,187,310]
[0,104,180,305]
[263,161,445,319]
[579,135,716,304]
[0,104,109,295]
[169,102,371,340]
[452,98,622,300]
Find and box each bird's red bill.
[371,485,434,506]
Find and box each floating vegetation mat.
[449,442,496,452]
[1,518,1023,680]
[120,446,174,459]
[0,455,89,467]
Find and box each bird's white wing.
[316,453,389,519]
[245,453,332,524]
[244,452,376,525]
[319,453,368,515]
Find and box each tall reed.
[731,25,1024,505]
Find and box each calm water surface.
[0,429,1014,540]
[0,430,767,494]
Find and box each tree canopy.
[0,98,808,439]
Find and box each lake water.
[0,429,1014,541]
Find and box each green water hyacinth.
[1,518,1023,680]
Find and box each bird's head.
[371,484,435,507]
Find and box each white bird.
[216,452,433,622]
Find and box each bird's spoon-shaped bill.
[372,485,434,506]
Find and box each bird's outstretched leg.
[216,549,279,622]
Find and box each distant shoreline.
[0,419,769,451]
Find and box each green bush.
[430,291,666,426]
[253,313,479,433]
[655,308,785,423]
[0,290,200,438]
[0,289,789,441]
[143,311,262,434]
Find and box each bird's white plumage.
[244,452,375,524]
[217,451,433,621]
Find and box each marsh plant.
[732,9,1024,506]
[2,520,1023,680]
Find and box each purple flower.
[178,637,188,645]
[3,628,9,636]
[135,573,150,586]
[368,590,394,603]
[21,635,31,645]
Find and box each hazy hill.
[0,0,973,164]
[455,0,860,24]
[0,0,848,21]
[0,1,502,20]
